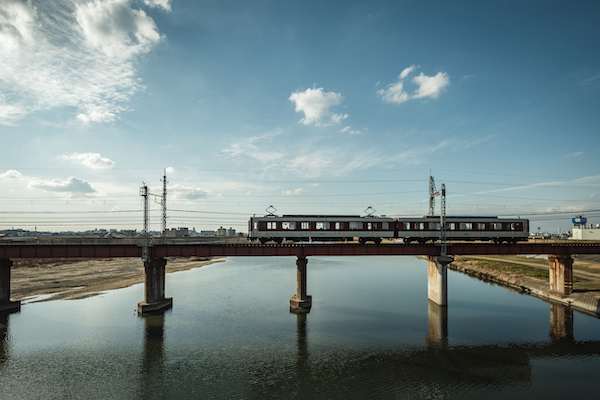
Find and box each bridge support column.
[427,256,453,306]
[548,255,573,296]
[138,257,172,314]
[0,259,20,313]
[550,304,574,343]
[290,256,311,312]
[426,300,448,347]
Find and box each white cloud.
[399,65,417,79]
[282,188,304,195]
[61,152,115,169]
[1,169,24,180]
[0,0,37,50]
[143,0,171,12]
[0,0,164,125]
[566,151,584,158]
[29,176,97,194]
[340,126,361,135]
[223,130,285,163]
[412,72,450,99]
[377,80,410,104]
[289,87,346,125]
[76,0,162,59]
[169,184,209,201]
[378,67,450,104]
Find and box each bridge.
[1,241,599,314]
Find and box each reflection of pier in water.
[140,314,166,398]
[268,302,600,395]
[0,300,596,394]
[0,312,10,367]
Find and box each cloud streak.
[61,152,115,169]
[0,0,166,125]
[29,176,97,194]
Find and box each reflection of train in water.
[249,214,529,244]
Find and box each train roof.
[423,215,500,219]
[281,215,361,218]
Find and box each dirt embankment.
[10,257,225,303]
[450,255,600,315]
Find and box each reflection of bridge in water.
[130,303,600,393]
[1,242,599,315]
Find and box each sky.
[1,0,599,234]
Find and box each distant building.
[200,230,216,237]
[571,216,600,240]
[166,227,189,238]
[217,226,227,237]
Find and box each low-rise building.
[571,216,600,240]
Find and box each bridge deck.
[1,242,599,259]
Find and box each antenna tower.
[428,173,436,216]
[162,170,168,244]
[430,175,447,256]
[140,184,149,260]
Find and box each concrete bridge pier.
[0,259,20,313]
[427,256,454,306]
[550,303,574,343]
[548,255,573,296]
[426,300,448,348]
[290,256,312,312]
[138,257,172,314]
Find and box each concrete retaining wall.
[449,261,600,317]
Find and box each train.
[248,214,529,244]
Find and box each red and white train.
[248,214,529,245]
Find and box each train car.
[248,215,395,244]
[249,213,529,245]
[397,216,529,244]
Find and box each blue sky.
[1,0,599,234]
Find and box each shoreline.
[449,259,600,317]
[11,256,226,304]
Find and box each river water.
[1,256,599,399]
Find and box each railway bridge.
[1,241,599,314]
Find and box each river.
[1,256,599,399]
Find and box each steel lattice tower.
[162,170,168,244]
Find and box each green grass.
[457,257,549,281]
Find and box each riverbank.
[10,257,225,303]
[451,255,600,316]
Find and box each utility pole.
[140,183,149,260]
[162,170,168,244]
[430,175,447,256]
[429,173,436,217]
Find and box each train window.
[382,222,388,230]
[267,222,277,230]
[431,222,441,230]
[316,222,330,230]
[460,223,473,230]
[254,222,258,230]
[510,223,516,231]
[367,223,372,230]
[493,223,502,230]
[282,222,296,230]
[335,222,341,230]
[350,222,362,230]
[403,222,410,230]
[477,223,486,230]
[448,223,456,230]
[301,222,309,230]
[418,223,425,230]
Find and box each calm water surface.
[1,256,599,399]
